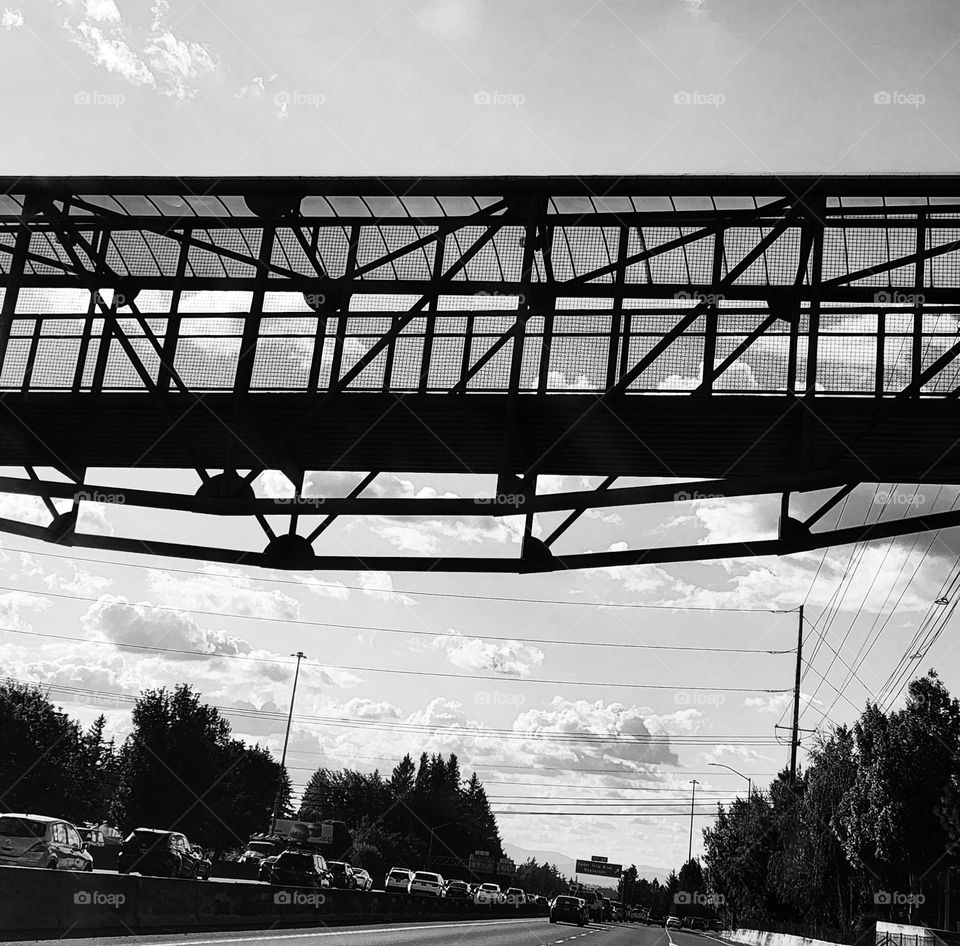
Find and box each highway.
[3,917,711,946]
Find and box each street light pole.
[708,762,752,798]
[688,779,698,863]
[269,651,306,835]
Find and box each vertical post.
[790,605,804,781]
[688,779,698,863]
[270,650,306,834]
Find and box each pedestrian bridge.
[1,174,959,571]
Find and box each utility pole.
[269,650,306,835]
[790,606,803,782]
[688,779,698,863]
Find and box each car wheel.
[83,863,93,872]
[47,859,57,870]
[550,917,556,923]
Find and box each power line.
[16,679,781,745]
[0,636,789,695]
[0,587,794,655]
[0,542,787,613]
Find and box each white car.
[504,886,525,907]
[475,882,503,905]
[353,868,374,891]
[385,867,413,893]
[409,870,445,897]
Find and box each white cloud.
[82,595,255,659]
[432,629,544,677]
[61,0,219,100]
[147,565,302,619]
[1,7,23,28]
[44,562,113,596]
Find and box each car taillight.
[22,842,44,854]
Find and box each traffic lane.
[667,927,718,946]
[94,869,389,891]
[5,917,649,946]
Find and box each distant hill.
[502,841,669,883]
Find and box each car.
[444,879,472,900]
[610,899,623,921]
[649,912,665,926]
[0,813,93,871]
[602,897,612,920]
[666,915,682,930]
[238,838,284,865]
[118,828,205,878]
[193,846,212,880]
[550,894,588,926]
[352,867,374,891]
[504,886,526,907]
[710,919,723,932]
[385,867,414,893]
[410,870,445,896]
[260,850,331,888]
[327,860,357,889]
[692,916,708,930]
[475,882,502,905]
[536,895,550,908]
[581,890,604,922]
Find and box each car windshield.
[389,870,409,877]
[0,817,46,838]
[128,830,168,843]
[277,853,312,869]
[414,872,439,881]
[246,841,275,854]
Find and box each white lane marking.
[115,916,544,946]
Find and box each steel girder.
[1,175,960,571]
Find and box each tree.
[0,681,96,821]
[111,684,281,851]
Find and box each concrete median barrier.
[0,865,545,939]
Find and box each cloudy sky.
[2,0,960,873]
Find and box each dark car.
[444,879,472,901]
[118,828,205,878]
[691,916,708,931]
[551,895,588,926]
[327,860,357,889]
[260,850,331,888]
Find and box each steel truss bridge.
[2,174,960,572]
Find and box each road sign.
[575,858,623,877]
[591,856,608,863]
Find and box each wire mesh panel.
[4,178,960,402]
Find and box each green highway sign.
[575,858,623,877]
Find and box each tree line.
[702,671,960,940]
[0,680,290,854]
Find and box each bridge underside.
[2,175,960,571]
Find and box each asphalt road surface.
[5,917,716,946]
